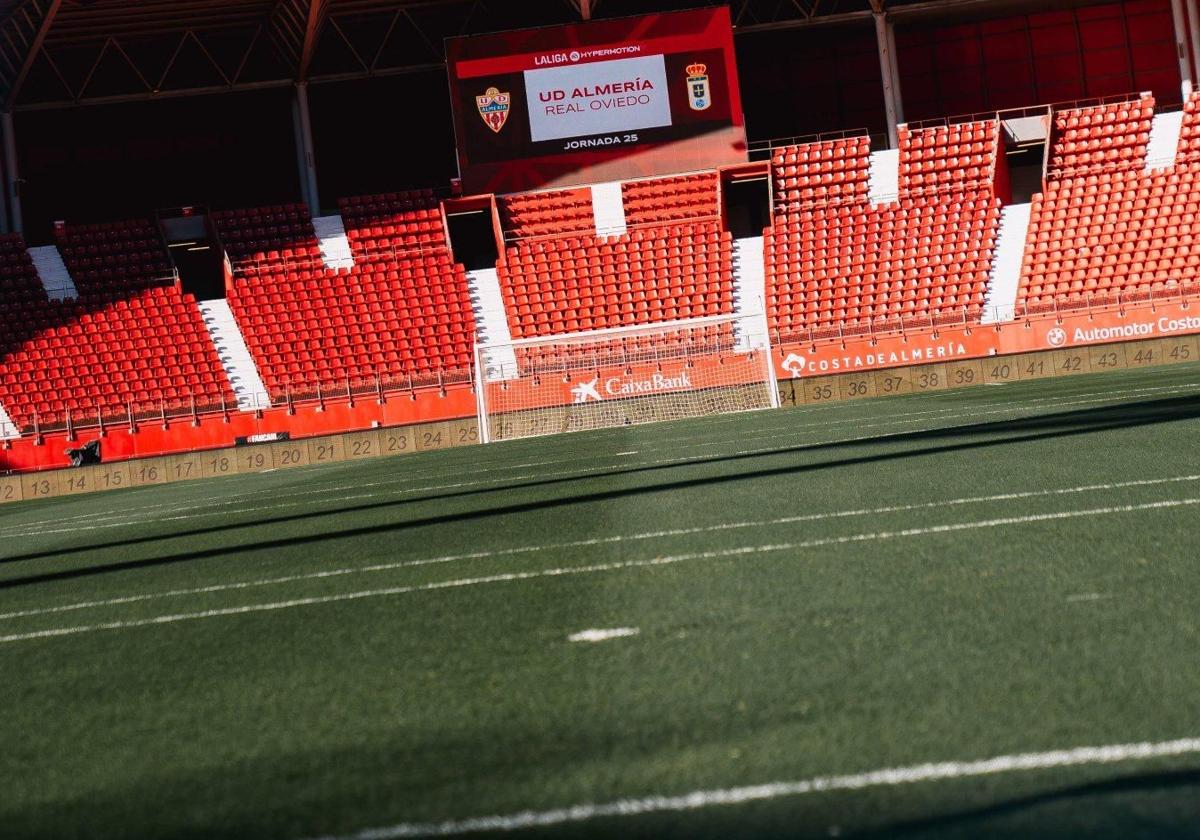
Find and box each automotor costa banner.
[775,300,1200,379]
[446,8,746,194]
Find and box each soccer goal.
[474,313,780,443]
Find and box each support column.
[2,112,22,234]
[0,128,10,235]
[874,11,901,149]
[292,82,321,215]
[885,17,905,125]
[1170,0,1194,99]
[1187,0,1200,100]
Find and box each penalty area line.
[306,736,1200,838]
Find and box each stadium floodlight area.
[474,313,780,443]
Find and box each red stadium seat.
[1013,93,1200,312]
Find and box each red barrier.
[0,384,476,473]
[774,297,1200,379]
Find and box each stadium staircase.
[466,266,517,376]
[312,215,355,270]
[1146,110,1184,171]
[0,402,18,438]
[981,203,1033,323]
[198,299,272,410]
[731,235,768,349]
[28,245,78,301]
[590,182,626,236]
[867,148,901,205]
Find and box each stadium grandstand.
[4,1,1200,838]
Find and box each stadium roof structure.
[0,0,1121,110]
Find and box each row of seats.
[767,124,1003,336]
[229,254,475,390]
[0,284,233,426]
[1047,96,1154,177]
[226,198,475,394]
[497,222,734,337]
[621,173,718,226]
[898,121,997,194]
[499,188,594,239]
[514,323,739,376]
[57,218,173,297]
[1017,93,1200,308]
[212,203,317,265]
[339,190,446,258]
[772,135,871,208]
[0,220,230,428]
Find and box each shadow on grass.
[847,766,1200,840]
[3,393,1199,589]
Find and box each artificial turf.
[2,362,1200,839]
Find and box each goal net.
[474,313,780,443]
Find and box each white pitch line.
[1067,593,1112,603]
[4,473,1197,622]
[4,379,1197,540]
[568,627,639,643]
[3,380,1194,538]
[305,736,1200,839]
[2,496,1197,644]
[6,382,1199,545]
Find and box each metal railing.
[748,127,874,161]
[10,364,475,439]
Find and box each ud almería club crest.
[476,86,511,133]
[686,63,711,111]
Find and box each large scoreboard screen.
[446,7,747,195]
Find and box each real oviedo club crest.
[476,87,511,133]
[686,63,711,111]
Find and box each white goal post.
[474,313,781,443]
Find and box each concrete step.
[1146,110,1184,171]
[867,148,901,206]
[198,298,273,411]
[981,203,1032,324]
[591,182,627,237]
[467,267,518,380]
[28,245,78,301]
[731,236,770,351]
[313,214,355,270]
[0,402,19,439]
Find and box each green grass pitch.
[3,362,1200,839]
